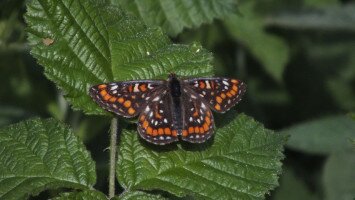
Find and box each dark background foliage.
[0,0,354,199]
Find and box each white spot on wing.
[153,96,160,101]
[223,80,229,85]
[133,84,140,92]
[205,81,211,89]
[164,119,168,123]
[189,117,193,122]
[111,85,118,90]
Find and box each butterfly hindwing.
[180,87,215,143]
[89,80,164,117]
[137,88,179,145]
[184,78,246,113]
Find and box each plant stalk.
[109,118,118,198]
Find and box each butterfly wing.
[183,78,246,113]
[89,81,164,118]
[180,87,215,143]
[137,88,179,145]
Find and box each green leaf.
[322,153,355,200]
[53,190,107,200]
[224,2,289,82]
[113,0,238,36]
[282,115,355,155]
[25,0,213,115]
[117,114,287,199]
[115,191,166,200]
[0,118,96,199]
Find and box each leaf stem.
[109,118,118,198]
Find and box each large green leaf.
[0,118,96,200]
[282,115,355,155]
[224,1,289,82]
[117,114,287,199]
[113,0,238,36]
[25,0,213,115]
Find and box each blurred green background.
[1,0,354,199]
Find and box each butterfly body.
[90,74,246,145]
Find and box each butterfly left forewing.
[89,80,164,117]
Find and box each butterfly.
[89,73,246,145]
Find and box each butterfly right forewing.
[184,78,246,113]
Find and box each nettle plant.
[0,0,287,199]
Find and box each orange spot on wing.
[188,127,194,134]
[205,116,211,125]
[103,94,111,101]
[216,96,222,103]
[139,84,147,92]
[100,90,107,96]
[98,84,107,89]
[207,111,211,117]
[226,92,232,97]
[215,104,221,110]
[182,130,188,137]
[221,93,226,99]
[203,123,209,131]
[199,127,204,133]
[193,110,198,117]
[109,97,117,102]
[123,100,131,108]
[230,90,236,95]
[164,128,171,135]
[194,127,200,133]
[199,81,206,89]
[128,108,135,115]
[155,112,162,119]
[152,129,158,136]
[128,85,133,92]
[158,128,164,135]
[118,97,124,103]
[231,79,238,84]
[172,130,177,137]
[147,127,153,135]
[232,85,238,92]
[140,115,145,122]
[143,120,148,128]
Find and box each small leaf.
[117,114,287,199]
[0,118,96,199]
[114,191,166,200]
[113,0,238,36]
[225,1,290,82]
[25,0,213,115]
[53,190,107,200]
[282,115,355,155]
[322,153,355,200]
